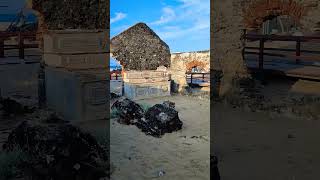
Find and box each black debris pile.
[111,98,144,125]
[3,121,109,180]
[110,92,121,100]
[136,102,183,138]
[0,97,35,117]
[162,101,175,109]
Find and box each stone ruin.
[1,1,111,179]
[170,51,210,92]
[27,0,109,122]
[111,23,171,100]
[211,0,320,97]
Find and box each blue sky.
[111,0,210,53]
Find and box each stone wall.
[211,0,320,97]
[170,50,210,92]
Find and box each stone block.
[124,81,171,100]
[45,67,108,122]
[123,70,169,79]
[43,30,108,54]
[44,53,108,69]
[123,77,169,83]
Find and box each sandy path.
[213,101,320,180]
[110,96,210,180]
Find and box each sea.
[0,14,37,22]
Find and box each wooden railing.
[0,31,38,59]
[110,70,122,80]
[244,33,320,72]
[186,72,210,85]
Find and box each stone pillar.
[30,0,109,122]
[211,0,250,97]
[122,69,171,100]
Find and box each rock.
[136,103,183,137]
[0,98,35,117]
[3,121,109,180]
[111,23,171,70]
[110,93,120,100]
[111,98,144,125]
[162,101,175,109]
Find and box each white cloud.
[151,7,176,25]
[152,0,210,41]
[110,12,127,24]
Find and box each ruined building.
[211,0,320,96]
[111,23,171,100]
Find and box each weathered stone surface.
[45,67,108,122]
[136,103,183,137]
[3,121,109,180]
[31,0,109,30]
[111,98,144,125]
[44,53,108,70]
[111,23,171,70]
[124,81,171,100]
[43,30,108,54]
[170,51,210,92]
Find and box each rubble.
[0,98,35,117]
[111,98,144,125]
[3,121,109,180]
[136,103,183,138]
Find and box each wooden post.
[202,73,205,82]
[116,73,118,80]
[190,73,193,84]
[296,38,301,64]
[259,38,265,71]
[18,32,24,59]
[0,38,4,58]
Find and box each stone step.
[44,53,108,69]
[43,30,108,54]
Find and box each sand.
[213,76,320,180]
[213,102,320,180]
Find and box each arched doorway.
[242,0,307,33]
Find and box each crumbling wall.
[110,23,171,70]
[170,51,210,92]
[211,0,249,96]
[211,0,320,97]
